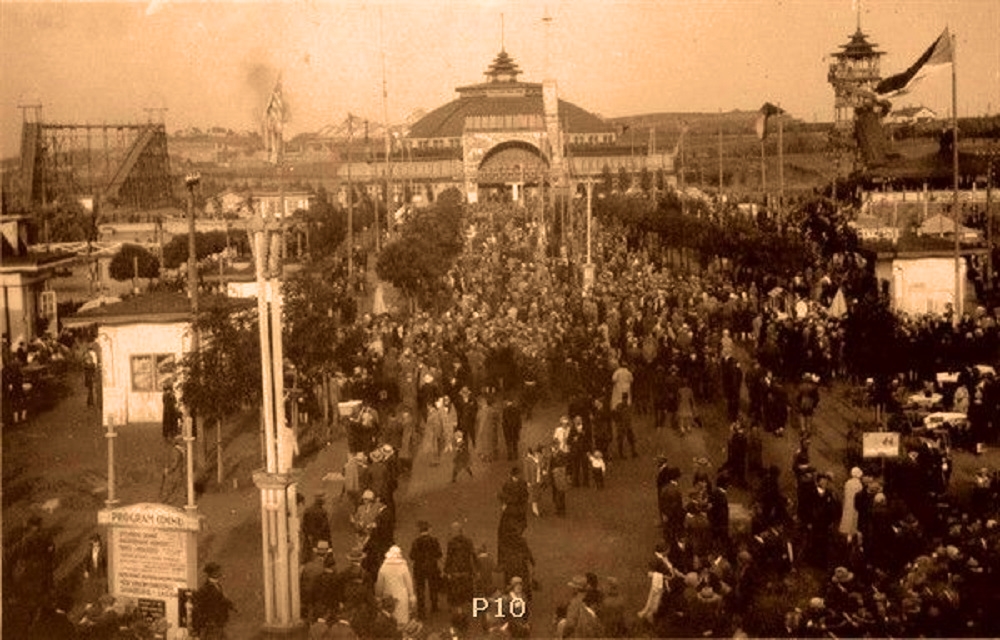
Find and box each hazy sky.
[2,0,999,158]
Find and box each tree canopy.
[376,187,466,310]
[161,230,247,269]
[109,244,160,282]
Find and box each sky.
[2,0,999,158]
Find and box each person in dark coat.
[409,520,442,620]
[721,356,744,423]
[162,384,181,441]
[192,563,236,640]
[451,430,473,482]
[444,522,478,610]
[498,466,529,540]
[708,474,731,552]
[725,421,748,488]
[592,397,614,461]
[501,399,523,462]
[658,467,685,546]
[567,416,590,488]
[303,495,332,553]
[307,552,344,621]
[805,473,840,569]
[76,533,108,607]
[29,593,77,640]
[454,386,477,445]
[9,515,56,627]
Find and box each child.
[452,430,473,483]
[588,451,606,489]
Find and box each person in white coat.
[375,545,416,628]
[839,467,864,543]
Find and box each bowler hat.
[204,562,223,578]
[347,547,366,562]
[831,567,854,584]
[567,575,587,590]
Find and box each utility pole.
[183,172,201,513]
[346,114,354,277]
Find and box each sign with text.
[862,432,901,458]
[98,503,201,640]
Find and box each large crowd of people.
[8,193,1000,638]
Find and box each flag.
[755,103,784,140]
[263,76,286,126]
[263,75,286,164]
[876,28,953,96]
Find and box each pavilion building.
[336,50,675,205]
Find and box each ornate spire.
[485,50,522,83]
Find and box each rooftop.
[67,291,254,326]
[831,28,884,60]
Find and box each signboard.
[863,432,901,458]
[138,598,166,623]
[98,503,201,640]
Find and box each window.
[131,354,176,392]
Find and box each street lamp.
[583,180,596,294]
[248,202,303,633]
[183,172,201,513]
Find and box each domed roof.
[407,50,613,140]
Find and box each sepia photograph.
[2,1,1000,638]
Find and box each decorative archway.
[477,141,549,185]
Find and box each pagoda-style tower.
[828,27,884,131]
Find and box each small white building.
[65,292,253,426]
[1,216,75,342]
[875,250,968,316]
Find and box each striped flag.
[264,76,286,125]
[755,103,784,140]
[263,75,286,164]
[876,28,953,96]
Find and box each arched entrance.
[477,141,548,203]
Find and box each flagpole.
[952,30,961,319]
[718,109,723,195]
[778,105,784,214]
[760,137,766,208]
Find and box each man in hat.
[9,514,56,628]
[308,551,345,625]
[303,495,332,554]
[502,398,523,462]
[797,373,820,435]
[658,467,685,546]
[563,575,603,638]
[444,522,478,612]
[689,584,723,636]
[825,566,855,613]
[409,521,442,620]
[455,385,477,446]
[192,562,235,640]
[451,430,473,483]
[302,541,332,621]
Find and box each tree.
[161,231,233,269]
[639,167,653,194]
[179,305,261,482]
[600,164,614,195]
[616,166,631,194]
[376,187,465,310]
[109,244,160,282]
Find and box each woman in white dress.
[375,545,416,628]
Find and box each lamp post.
[248,203,303,634]
[583,180,595,294]
[183,173,200,512]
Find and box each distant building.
[337,49,675,205]
[65,292,253,426]
[886,106,937,125]
[1,215,74,343]
[828,28,884,131]
[204,189,312,219]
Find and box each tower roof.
[832,28,884,60]
[484,50,522,83]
